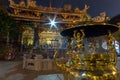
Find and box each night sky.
[4,0,120,18]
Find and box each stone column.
[33,22,39,47]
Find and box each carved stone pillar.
[33,22,39,47]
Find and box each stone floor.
[0,57,120,80]
[0,60,64,80]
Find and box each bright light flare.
[45,15,59,30]
[50,20,56,27]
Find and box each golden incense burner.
[54,23,119,80]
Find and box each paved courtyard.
[0,61,64,80]
[0,57,120,80]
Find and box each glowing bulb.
[45,15,60,30]
[50,21,55,26]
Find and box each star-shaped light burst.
[46,15,59,30]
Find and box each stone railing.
[23,54,65,71]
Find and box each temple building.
[8,0,109,51]
[0,0,120,80]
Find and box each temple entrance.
[39,31,67,58]
[39,31,62,49]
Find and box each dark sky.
[4,0,120,18]
[37,0,120,18]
